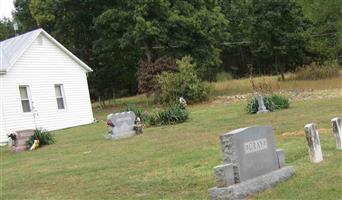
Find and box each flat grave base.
[208,166,294,200]
[106,131,136,140]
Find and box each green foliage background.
[0,0,340,99]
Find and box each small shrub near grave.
[26,129,55,148]
[157,56,210,104]
[125,106,147,121]
[148,103,189,126]
[246,94,290,114]
[269,94,289,109]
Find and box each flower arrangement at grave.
[7,131,18,145]
[26,129,55,150]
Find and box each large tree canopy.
[0,0,338,99]
[0,19,15,41]
[94,0,229,81]
[13,0,37,33]
[250,0,309,79]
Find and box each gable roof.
[0,28,92,74]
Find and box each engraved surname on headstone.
[304,123,323,163]
[331,117,342,150]
[244,138,268,154]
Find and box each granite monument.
[106,111,136,140]
[208,126,294,200]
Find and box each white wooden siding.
[0,34,93,143]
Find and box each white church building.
[0,28,94,144]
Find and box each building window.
[55,84,65,110]
[19,86,32,112]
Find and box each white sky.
[0,0,14,19]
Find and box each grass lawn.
[1,97,342,200]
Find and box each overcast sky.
[0,0,14,19]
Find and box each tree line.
[0,0,341,100]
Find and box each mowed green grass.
[1,98,342,200]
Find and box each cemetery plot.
[209,126,294,200]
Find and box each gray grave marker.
[106,111,136,140]
[209,126,294,200]
[304,123,323,163]
[331,117,342,150]
[256,94,269,114]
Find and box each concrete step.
[16,139,29,146]
[16,135,33,141]
[16,129,35,138]
[11,146,27,152]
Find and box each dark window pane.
[22,100,31,112]
[57,98,65,109]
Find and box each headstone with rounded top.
[331,117,342,150]
[106,111,136,140]
[304,123,323,163]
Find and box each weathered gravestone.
[208,126,294,200]
[256,94,269,114]
[304,123,323,163]
[106,111,136,140]
[331,117,342,150]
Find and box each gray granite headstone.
[209,126,294,200]
[220,126,279,182]
[106,111,136,140]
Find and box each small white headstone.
[331,117,342,150]
[256,94,269,114]
[304,123,323,163]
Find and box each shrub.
[26,129,55,148]
[125,106,147,121]
[157,56,210,104]
[246,94,290,114]
[290,62,340,80]
[148,103,189,126]
[269,94,289,109]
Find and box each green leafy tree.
[95,0,229,81]
[0,19,15,41]
[250,0,310,80]
[13,0,37,32]
[29,0,107,64]
[218,0,253,76]
[297,0,342,61]
[157,56,210,104]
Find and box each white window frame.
[54,84,66,110]
[19,85,32,113]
